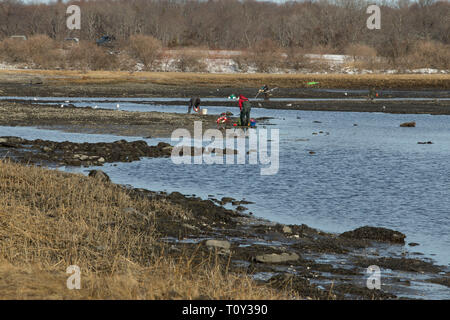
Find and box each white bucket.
[201,108,208,115]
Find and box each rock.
[97,157,105,163]
[282,226,292,234]
[30,77,44,85]
[400,122,416,127]
[205,240,231,250]
[408,242,420,247]
[157,142,171,149]
[221,197,234,205]
[88,170,110,182]
[0,137,25,144]
[79,155,89,161]
[255,252,300,264]
[339,226,406,244]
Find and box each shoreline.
[1,159,449,299]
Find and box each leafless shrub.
[344,44,379,70]
[26,35,62,69]
[345,44,377,61]
[405,41,450,70]
[67,41,118,71]
[232,51,252,72]
[285,48,311,71]
[0,38,28,63]
[174,49,207,72]
[248,39,284,72]
[127,35,162,71]
[0,35,62,68]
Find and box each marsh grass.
[0,161,292,299]
[2,69,448,89]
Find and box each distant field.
[0,69,449,89]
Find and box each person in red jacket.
[237,94,251,126]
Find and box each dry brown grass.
[1,69,447,89]
[0,161,292,300]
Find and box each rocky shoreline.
[116,180,449,300]
[0,136,239,167]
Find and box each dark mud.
[0,136,173,166]
[146,98,450,115]
[119,186,449,300]
[0,75,449,98]
[1,76,449,115]
[340,226,406,244]
[0,101,222,138]
[0,136,237,167]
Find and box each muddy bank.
[0,136,237,167]
[0,101,221,138]
[146,98,450,115]
[120,184,449,300]
[2,81,449,100]
[0,137,173,166]
[0,71,449,99]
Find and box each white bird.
[65,100,70,103]
[33,97,38,101]
[116,104,120,110]
[61,104,64,108]
[344,92,348,96]
[94,105,98,109]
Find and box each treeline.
[0,0,448,70]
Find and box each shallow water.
[1,95,450,109]
[1,99,449,270]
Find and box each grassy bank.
[1,69,449,89]
[0,161,291,299]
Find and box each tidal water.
[1,97,449,269]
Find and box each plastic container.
[250,119,256,127]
